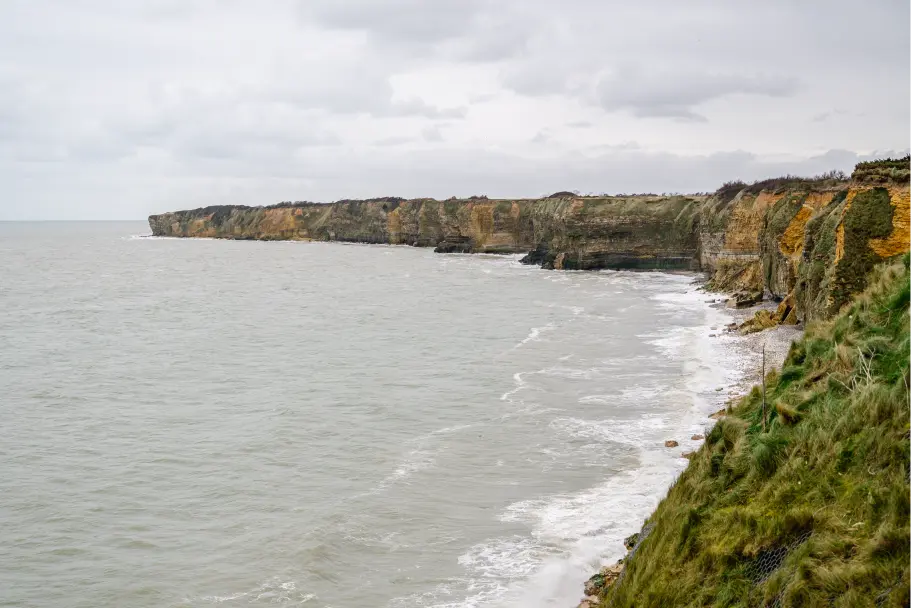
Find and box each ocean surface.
[0,222,753,608]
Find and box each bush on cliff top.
[603,256,910,608]
[714,171,850,203]
[852,156,911,184]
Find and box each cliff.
[148,194,707,270]
[595,255,910,607]
[149,158,910,322]
[700,160,910,324]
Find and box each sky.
[0,0,908,220]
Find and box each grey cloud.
[303,0,488,43]
[499,59,572,97]
[468,93,497,104]
[248,68,467,119]
[0,0,908,220]
[530,130,550,144]
[422,126,444,142]
[16,144,909,221]
[374,136,414,146]
[389,100,467,119]
[595,67,798,121]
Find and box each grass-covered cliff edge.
[149,158,910,325]
[593,256,910,607]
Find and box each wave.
[440,276,743,607]
[515,324,556,348]
[196,577,316,605]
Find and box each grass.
[603,255,910,608]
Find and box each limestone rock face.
[700,161,909,325]
[149,160,910,325]
[149,194,706,270]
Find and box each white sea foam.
[473,451,688,607]
[435,277,745,607]
[548,415,667,447]
[499,370,544,402]
[382,423,472,488]
[391,448,436,481]
[516,324,555,348]
[198,578,314,605]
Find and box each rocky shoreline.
[572,293,802,608]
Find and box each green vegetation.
[829,188,896,315]
[794,190,850,322]
[604,256,910,607]
[761,193,807,293]
[852,157,911,184]
[715,171,850,204]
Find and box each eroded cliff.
[149,194,706,270]
[149,158,910,324]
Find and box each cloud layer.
[0,0,907,219]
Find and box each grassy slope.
[604,256,910,608]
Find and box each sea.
[0,221,755,608]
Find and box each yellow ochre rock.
[869,186,911,258]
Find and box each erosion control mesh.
[745,530,812,608]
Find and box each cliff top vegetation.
[603,255,910,608]
[852,156,911,184]
[714,171,850,204]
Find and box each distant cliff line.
[149,157,910,324]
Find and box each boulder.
[583,562,624,597]
[433,238,473,254]
[709,408,727,419]
[691,434,704,441]
[726,290,762,309]
[775,292,799,325]
[664,440,679,448]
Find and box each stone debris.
[582,561,624,599]
[726,290,762,309]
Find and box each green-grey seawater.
[0,222,747,607]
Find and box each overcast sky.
[1,0,908,220]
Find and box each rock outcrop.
[149,158,910,325]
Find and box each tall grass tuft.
[603,256,910,607]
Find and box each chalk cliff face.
[149,159,910,324]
